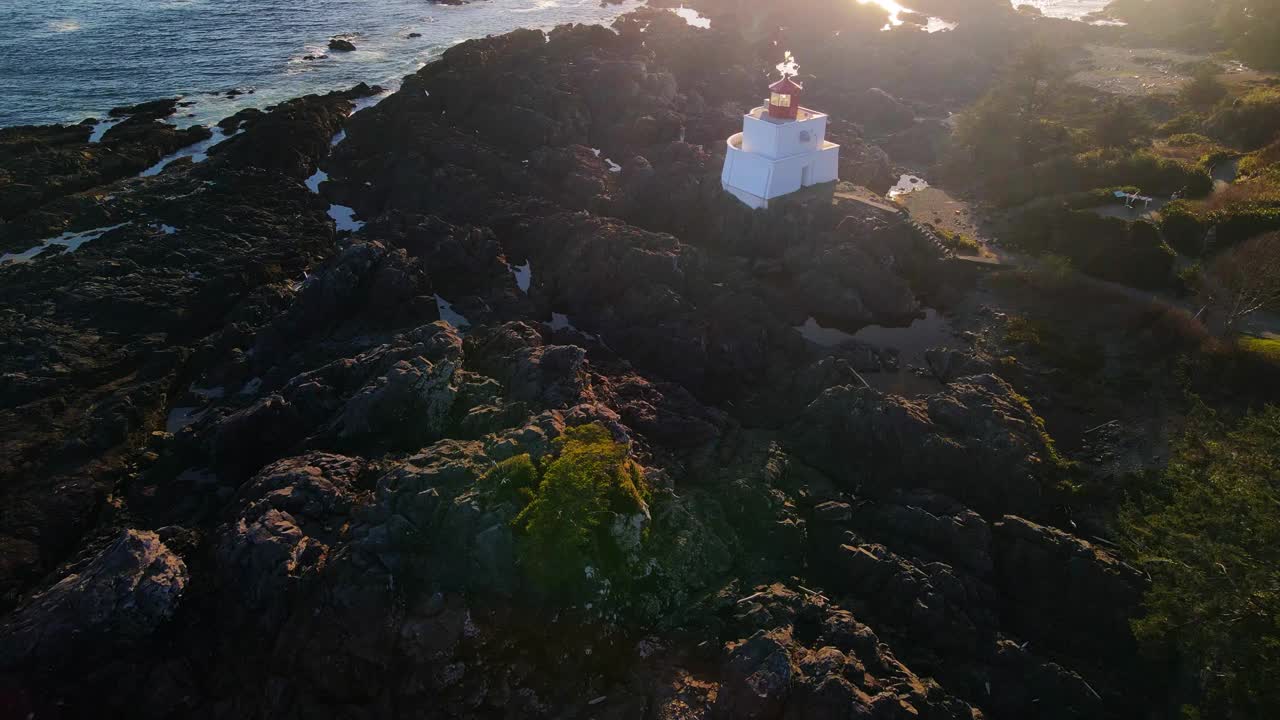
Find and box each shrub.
[1215,1,1280,71]
[1175,262,1203,296]
[1063,186,1141,209]
[1215,203,1280,248]
[1120,403,1280,717]
[1005,314,1047,347]
[1164,133,1215,148]
[1095,101,1153,148]
[1237,137,1280,176]
[1156,113,1205,137]
[1206,87,1280,150]
[936,228,982,255]
[480,453,539,507]
[1004,311,1106,383]
[1160,200,1213,255]
[1026,149,1211,205]
[512,423,647,595]
[1239,336,1280,364]
[1178,65,1227,108]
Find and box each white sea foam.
[48,19,82,33]
[140,127,241,177]
[887,174,929,199]
[511,0,562,14]
[435,294,471,330]
[4,0,642,129]
[349,92,389,115]
[191,385,225,400]
[672,7,711,29]
[88,118,121,143]
[166,407,206,433]
[305,169,329,193]
[239,377,263,396]
[327,204,365,232]
[512,260,532,293]
[549,312,575,331]
[0,223,130,264]
[795,317,859,348]
[1012,0,1110,20]
[858,0,956,32]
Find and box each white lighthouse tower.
[721,54,840,209]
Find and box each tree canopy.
[1120,403,1280,716]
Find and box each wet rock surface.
[0,9,1159,719]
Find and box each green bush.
[1179,66,1227,109]
[1064,186,1142,209]
[1004,311,1106,385]
[1239,336,1280,364]
[1007,150,1212,207]
[512,423,647,595]
[935,228,982,255]
[1206,87,1280,150]
[1156,113,1206,137]
[1120,403,1280,717]
[1160,200,1213,255]
[1164,133,1215,148]
[1215,1,1280,71]
[480,453,539,506]
[1008,206,1175,289]
[1216,203,1280,247]
[1095,101,1152,148]
[1237,139,1280,179]
[1161,199,1280,256]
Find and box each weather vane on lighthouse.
[776,51,799,78]
[720,52,840,209]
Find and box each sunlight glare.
[857,0,906,26]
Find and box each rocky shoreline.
[0,7,1167,719]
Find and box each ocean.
[0,0,642,129]
[1016,0,1112,20]
[0,0,1110,130]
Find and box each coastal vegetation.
[511,423,648,596]
[3,1,1280,717]
[1120,403,1280,718]
[1105,0,1280,70]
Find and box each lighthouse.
[721,54,840,209]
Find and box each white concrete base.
[721,135,839,210]
[723,184,770,209]
[720,104,840,209]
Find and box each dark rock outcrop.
[0,12,1163,719]
[787,374,1061,517]
[0,530,187,669]
[992,515,1145,657]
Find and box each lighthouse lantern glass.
[770,92,791,107]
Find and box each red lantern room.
[768,76,802,120]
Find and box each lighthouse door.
[800,165,810,187]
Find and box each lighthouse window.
[770,92,791,108]
[799,130,812,143]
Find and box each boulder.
[329,38,357,52]
[925,348,995,383]
[850,490,994,574]
[787,374,1061,517]
[714,631,796,719]
[992,515,1145,656]
[215,453,365,623]
[0,530,187,669]
[328,354,459,447]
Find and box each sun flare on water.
[857,0,907,25]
